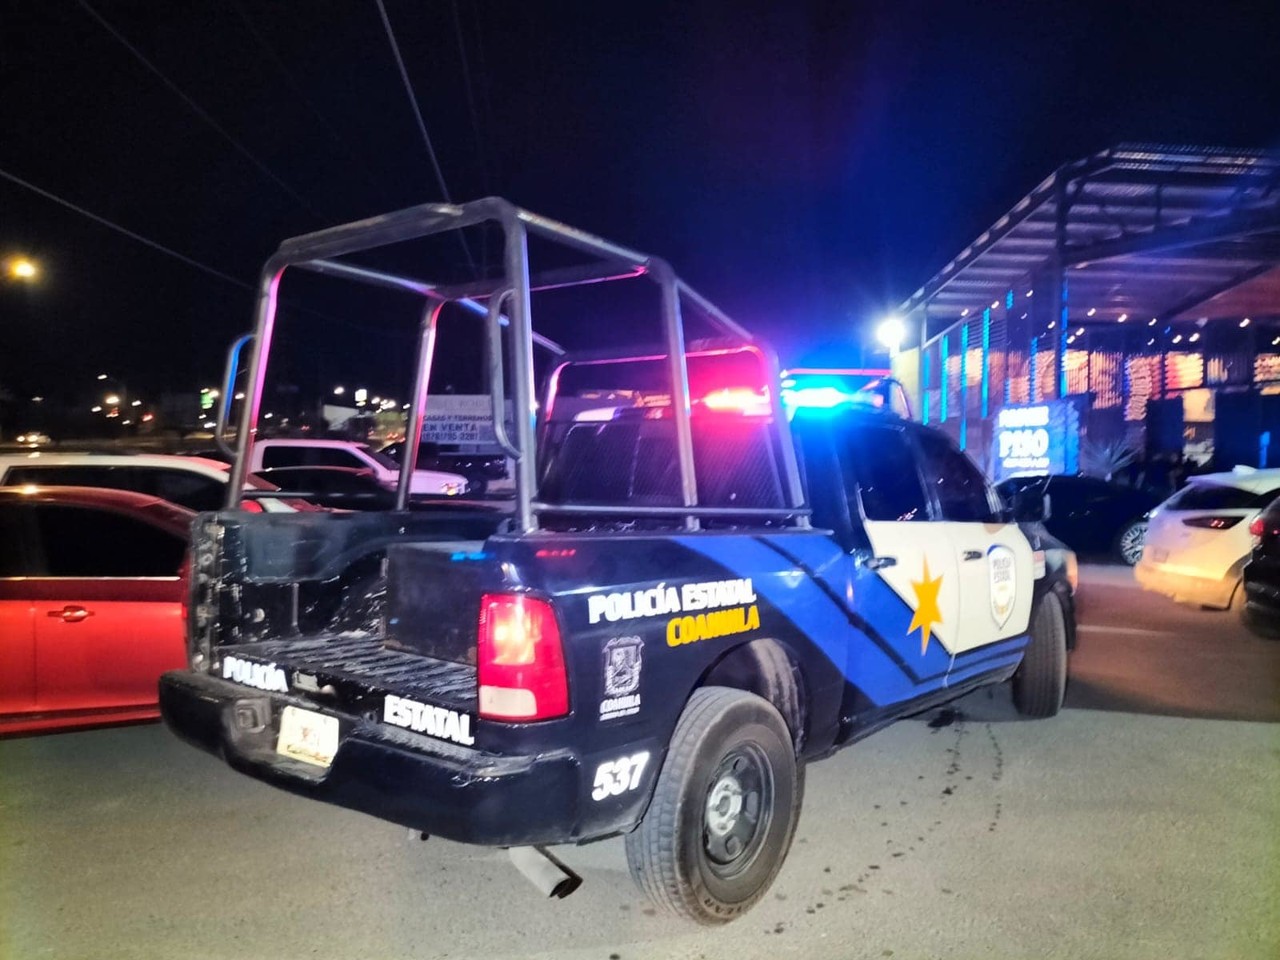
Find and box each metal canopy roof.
[900,143,1280,336]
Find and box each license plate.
[1151,547,1168,563]
[276,706,339,768]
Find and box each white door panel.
[864,521,960,656]
[946,522,1035,652]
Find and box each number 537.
[591,751,650,802]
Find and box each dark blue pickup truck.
[159,199,1075,925]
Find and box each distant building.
[893,143,1280,477]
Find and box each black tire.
[1114,519,1147,566]
[625,687,802,925]
[1241,601,1280,639]
[1012,591,1067,718]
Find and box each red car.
[0,486,193,735]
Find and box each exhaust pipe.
[507,845,582,899]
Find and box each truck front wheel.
[624,686,802,925]
[1012,590,1067,717]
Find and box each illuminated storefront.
[894,144,1280,475]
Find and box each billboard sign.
[992,401,1079,480]
[421,394,504,446]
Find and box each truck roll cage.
[223,197,810,533]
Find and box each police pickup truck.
[159,199,1075,925]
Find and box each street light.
[5,256,38,281]
[876,315,907,357]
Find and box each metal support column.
[397,300,444,509]
[1053,173,1071,399]
[502,215,539,533]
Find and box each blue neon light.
[981,307,991,418]
[959,324,969,450]
[1058,277,1069,397]
[1006,289,1014,310]
[940,336,949,421]
[922,351,931,425]
[1029,336,1038,399]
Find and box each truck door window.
[914,431,999,522]
[792,419,864,548]
[844,425,929,522]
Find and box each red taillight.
[1250,516,1266,538]
[477,593,569,721]
[1181,515,1244,530]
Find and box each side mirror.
[1013,489,1051,522]
[1000,485,1050,523]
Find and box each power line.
[0,165,397,337]
[0,165,253,291]
[228,0,398,209]
[76,0,327,222]
[374,0,454,204]
[450,0,492,194]
[373,0,479,276]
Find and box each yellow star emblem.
[908,557,944,655]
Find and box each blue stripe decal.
[956,635,1029,663]
[945,653,1024,688]
[675,534,1029,707]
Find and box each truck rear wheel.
[624,686,802,925]
[1012,591,1067,717]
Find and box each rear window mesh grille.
[539,419,784,510]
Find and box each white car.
[0,452,296,512]
[1136,467,1280,608]
[249,439,467,496]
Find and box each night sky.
[2,0,1278,409]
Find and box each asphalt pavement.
[2,565,1277,960]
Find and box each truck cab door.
[912,430,1033,653]
[796,418,961,720]
[842,424,961,672]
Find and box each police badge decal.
[600,636,643,720]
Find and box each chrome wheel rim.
[1120,522,1146,565]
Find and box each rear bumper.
[158,671,581,846]
[1134,558,1239,608]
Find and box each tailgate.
[383,542,494,664]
